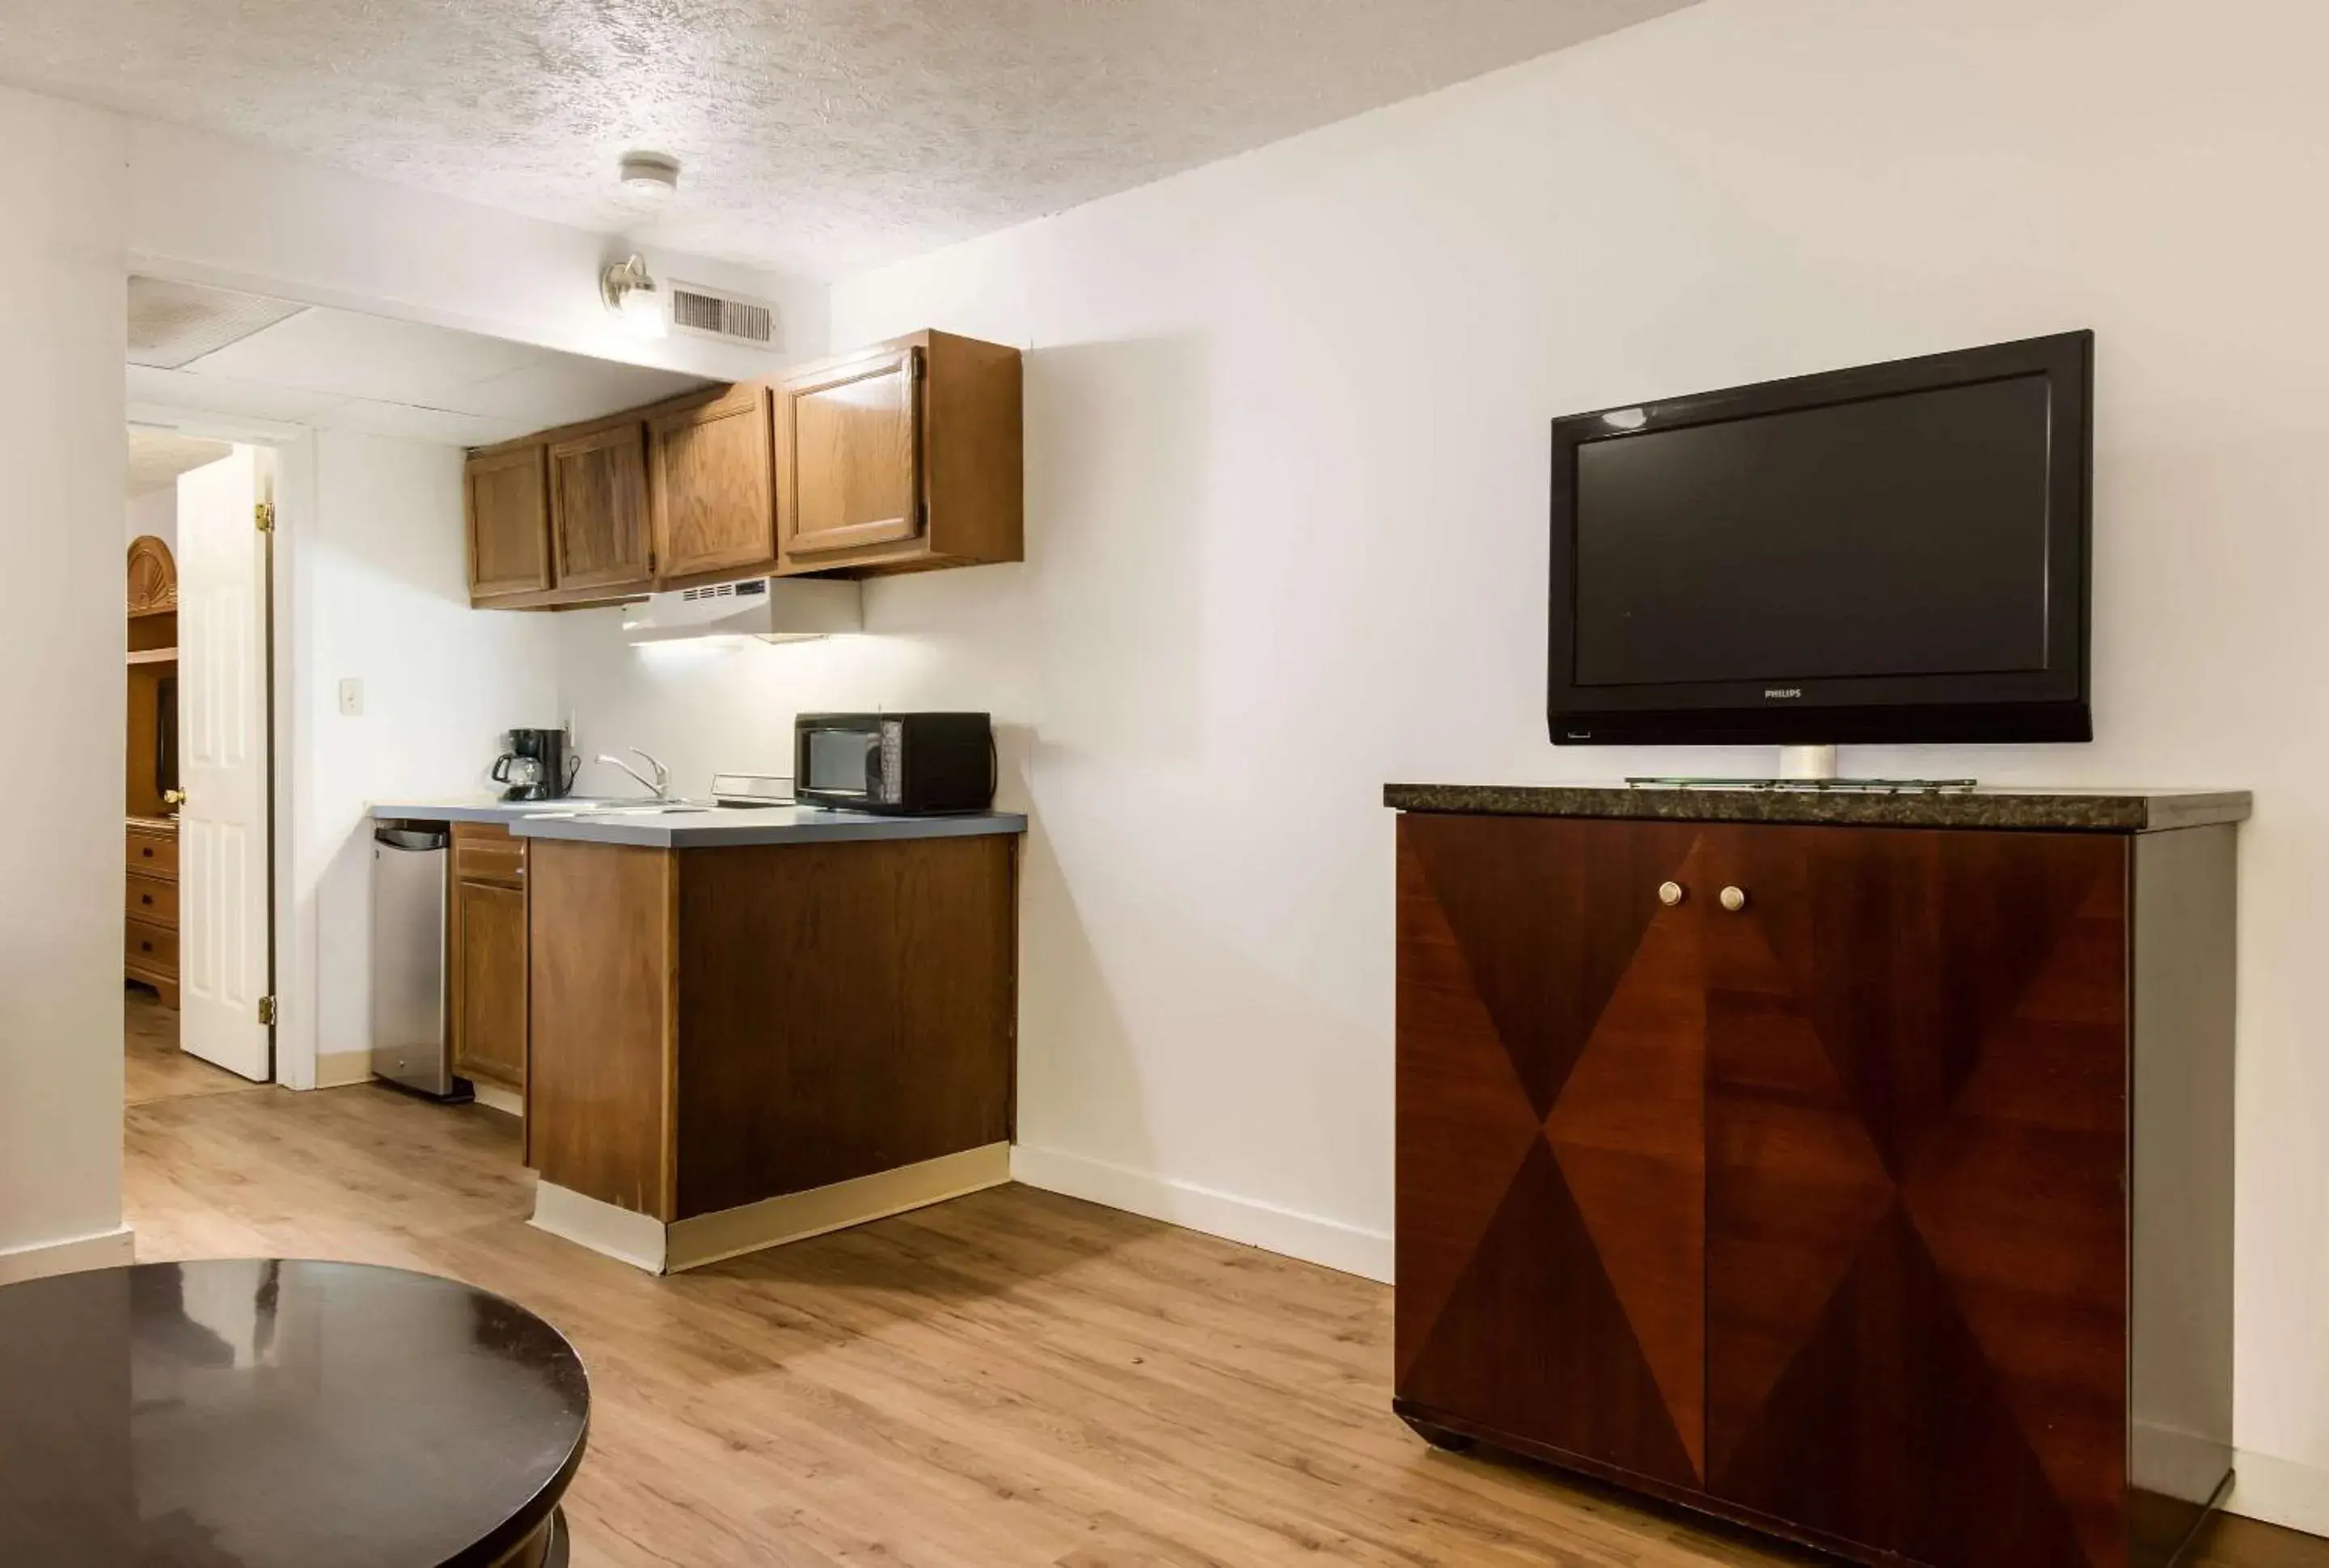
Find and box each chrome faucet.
[595,747,672,801]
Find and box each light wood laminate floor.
[122,1016,2318,1568]
[125,983,251,1105]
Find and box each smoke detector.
[619,150,681,200]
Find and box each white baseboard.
[0,1224,135,1287]
[2230,1448,2329,1538]
[314,1048,373,1089]
[1008,1144,1393,1283]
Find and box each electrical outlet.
[338,678,363,716]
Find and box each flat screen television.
[1548,331,2093,747]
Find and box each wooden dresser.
[125,818,180,1008]
[1388,784,2247,1568]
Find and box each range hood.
[622,576,862,645]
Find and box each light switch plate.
[338,678,363,716]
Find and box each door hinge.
[257,995,278,1027]
[255,501,276,534]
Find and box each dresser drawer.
[127,826,179,878]
[127,873,180,928]
[452,822,527,889]
[126,917,179,977]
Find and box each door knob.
[1657,881,1686,907]
[163,788,186,806]
[1719,885,1749,912]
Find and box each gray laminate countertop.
[1383,783,2251,834]
[370,799,1028,847]
[370,799,594,825]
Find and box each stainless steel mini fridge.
[370,823,466,1100]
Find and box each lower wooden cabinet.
[526,833,1017,1224]
[448,822,527,1093]
[1393,812,2235,1568]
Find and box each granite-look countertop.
[1384,783,2251,834]
[370,798,1027,847]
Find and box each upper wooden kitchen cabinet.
[464,443,555,604]
[648,382,778,586]
[547,421,655,594]
[775,330,1022,577]
[462,328,1021,608]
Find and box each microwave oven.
[793,712,996,815]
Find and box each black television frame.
[1547,330,2094,746]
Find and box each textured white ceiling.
[126,429,233,497]
[0,0,1697,279]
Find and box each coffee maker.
[492,728,578,801]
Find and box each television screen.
[1548,332,2091,746]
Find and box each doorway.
[124,429,279,1088]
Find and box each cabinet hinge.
[257,995,278,1027]
[254,501,277,534]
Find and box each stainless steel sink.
[525,801,716,818]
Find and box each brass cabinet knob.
[1657,881,1686,907]
[1719,885,1748,913]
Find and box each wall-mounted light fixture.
[601,253,666,339]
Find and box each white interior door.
[177,447,273,1081]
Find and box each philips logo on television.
[1765,687,1804,699]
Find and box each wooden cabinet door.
[778,345,923,567]
[649,385,776,582]
[451,879,528,1088]
[547,424,653,592]
[465,445,554,601]
[1700,825,2128,1568]
[1394,813,1712,1490]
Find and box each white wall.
[281,430,560,1086]
[556,0,2329,1523]
[0,85,131,1279]
[125,486,175,553]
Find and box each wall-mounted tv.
[1548,331,2093,746]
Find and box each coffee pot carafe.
[492,728,578,802]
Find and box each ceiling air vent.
[668,281,778,349]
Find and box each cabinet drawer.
[127,873,180,928]
[452,822,528,889]
[127,827,179,877]
[126,917,179,976]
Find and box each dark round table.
[0,1259,589,1567]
